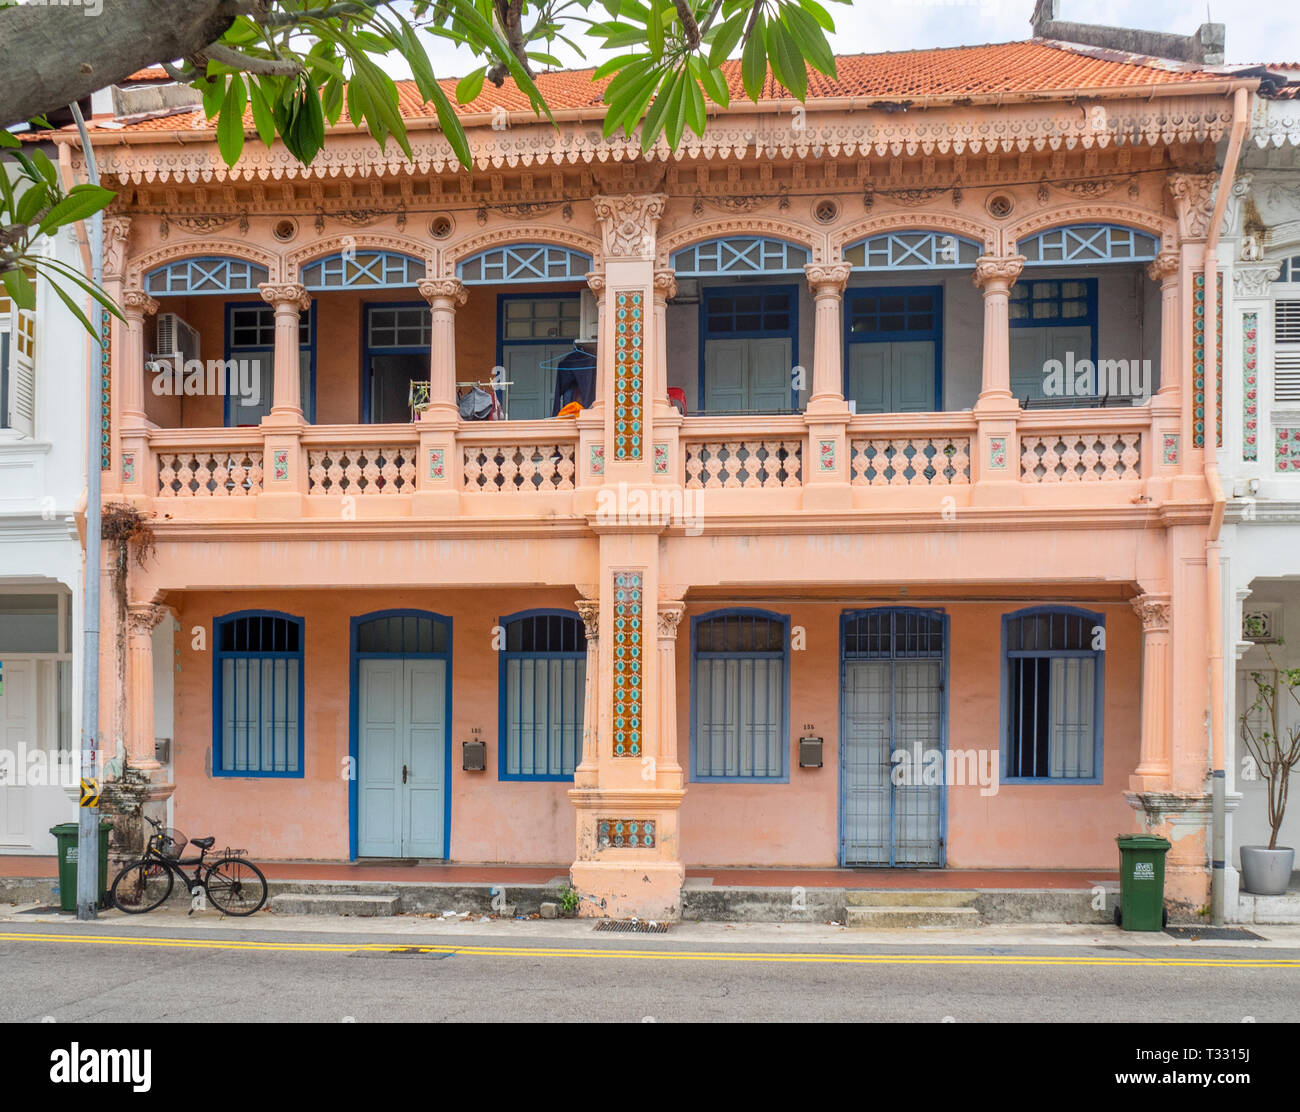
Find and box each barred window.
[214,613,304,776]
[499,612,586,780]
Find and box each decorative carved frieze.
[1167,171,1218,240]
[1234,262,1282,298]
[103,215,131,280]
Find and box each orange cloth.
[557,401,583,418]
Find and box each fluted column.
[1148,249,1181,399]
[652,268,676,404]
[120,289,158,427]
[656,601,685,782]
[1131,594,1173,790]
[127,603,168,772]
[575,599,600,784]
[804,263,852,405]
[973,254,1025,407]
[418,277,467,420]
[258,282,310,422]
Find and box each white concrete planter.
[1240,846,1296,896]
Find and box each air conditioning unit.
[578,289,598,341]
[153,312,201,369]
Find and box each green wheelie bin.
[49,821,114,913]
[1114,833,1170,931]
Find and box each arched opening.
[668,236,811,415]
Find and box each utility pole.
[70,101,102,922]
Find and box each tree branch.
[197,41,306,76]
[673,0,700,49]
[0,0,245,128]
[486,0,533,86]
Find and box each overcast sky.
[412,0,1300,79]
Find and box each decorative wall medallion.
[273,449,289,482]
[613,291,644,461]
[121,452,135,485]
[598,819,655,849]
[590,443,605,476]
[818,438,837,472]
[988,436,1008,470]
[612,571,642,758]
[1162,433,1180,467]
[1243,312,1258,462]
[429,447,445,481]
[1276,428,1300,472]
[653,442,669,475]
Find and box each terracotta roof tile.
[91,40,1230,137]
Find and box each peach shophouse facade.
[63,42,1261,918]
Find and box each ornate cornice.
[804,262,852,295]
[258,282,311,312]
[417,277,468,307]
[1146,247,1180,283]
[1234,262,1282,298]
[576,599,599,641]
[121,289,159,318]
[1167,171,1218,241]
[973,254,1025,289]
[592,193,667,259]
[1131,594,1172,632]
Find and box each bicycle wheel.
[204,857,268,916]
[110,859,174,913]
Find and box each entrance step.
[271,892,400,917]
[844,904,981,929]
[845,889,979,908]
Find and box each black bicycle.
[110,816,268,916]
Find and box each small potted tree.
[1238,646,1300,895]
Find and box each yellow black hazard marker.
[79,778,99,808]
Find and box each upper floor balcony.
[107,211,1199,529]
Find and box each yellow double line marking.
[1,931,1298,968]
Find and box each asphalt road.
[2,918,1299,1023]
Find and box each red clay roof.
[123,67,171,82]
[89,39,1231,137]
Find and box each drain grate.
[593,919,670,934]
[1164,926,1264,941]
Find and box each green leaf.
[199,76,225,120]
[2,268,35,312]
[248,79,276,148]
[666,70,693,147]
[37,256,125,320]
[594,53,647,80]
[603,66,661,138]
[322,75,344,125]
[31,149,59,187]
[696,57,730,107]
[646,0,664,59]
[741,14,768,101]
[798,0,836,32]
[707,14,744,66]
[36,184,115,235]
[456,68,486,105]
[399,20,441,102]
[41,266,97,335]
[0,130,20,149]
[683,70,707,137]
[15,184,49,228]
[423,79,472,168]
[216,75,247,166]
[765,19,807,100]
[784,4,836,76]
[639,68,678,149]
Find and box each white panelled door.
[358,658,446,858]
[0,660,34,847]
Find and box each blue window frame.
[672,237,809,276]
[212,611,305,778]
[362,301,430,423]
[498,610,587,781]
[300,251,425,290]
[347,609,453,861]
[1018,224,1158,267]
[1008,277,1099,378]
[144,256,269,296]
[458,244,592,284]
[1274,255,1300,283]
[843,285,944,409]
[690,609,790,782]
[1001,606,1105,784]
[224,301,316,425]
[698,284,799,413]
[843,232,981,271]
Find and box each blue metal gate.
[839,608,947,867]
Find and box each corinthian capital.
[1146,248,1180,283]
[121,289,159,318]
[652,268,678,301]
[592,193,667,259]
[656,600,686,641]
[585,270,606,296]
[972,254,1025,290]
[576,599,600,642]
[258,282,311,312]
[804,262,852,296]
[127,603,169,639]
[417,277,468,307]
[1131,594,1172,632]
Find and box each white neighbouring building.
[1219,75,1300,919]
[0,165,88,856]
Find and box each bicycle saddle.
[191,836,216,849]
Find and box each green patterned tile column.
[612,571,642,756]
[613,291,644,461]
